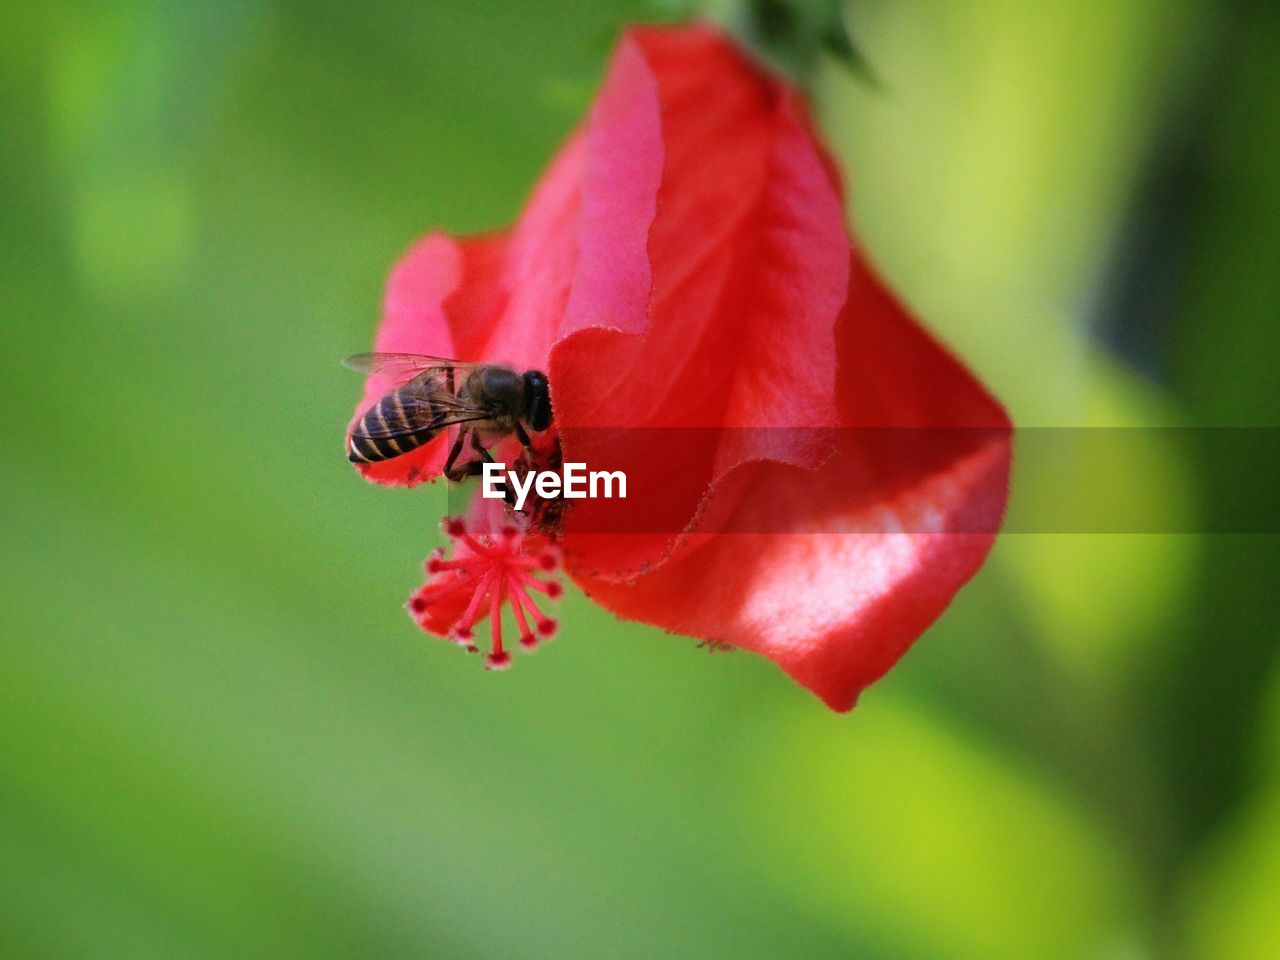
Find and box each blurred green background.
[2,1,1278,957]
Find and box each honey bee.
[343,353,552,479]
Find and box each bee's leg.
[511,423,537,470]
[443,427,470,482]
[513,422,534,453]
[462,433,525,509]
[464,430,497,476]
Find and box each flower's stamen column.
[408,514,565,670]
[522,577,563,599]
[486,579,510,670]
[445,518,494,557]
[413,573,474,606]
[508,575,537,649]
[508,578,558,642]
[450,569,493,653]
[428,557,481,574]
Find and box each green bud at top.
[708,0,875,88]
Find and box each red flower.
[348,23,1011,710]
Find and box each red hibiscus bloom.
[347,23,1010,711]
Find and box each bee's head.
[522,370,552,431]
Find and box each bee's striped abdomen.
[347,386,442,463]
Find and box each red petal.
[551,25,849,577]
[570,252,1012,711]
[557,34,662,341]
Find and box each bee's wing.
[354,407,492,439]
[342,352,479,378]
[352,376,494,439]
